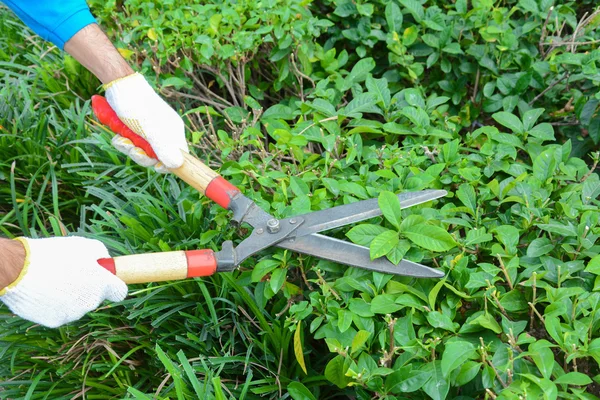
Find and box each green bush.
[1,1,600,399]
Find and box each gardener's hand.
[0,237,127,328]
[104,72,190,173]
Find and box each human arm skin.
[0,239,25,289]
[63,23,133,84]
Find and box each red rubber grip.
[98,258,116,274]
[205,176,241,209]
[185,249,218,277]
[91,95,158,159]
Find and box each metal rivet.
[256,228,264,235]
[289,219,297,224]
[267,218,280,233]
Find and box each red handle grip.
[97,249,218,284]
[91,95,241,208]
[91,95,158,159]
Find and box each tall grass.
[0,9,317,399]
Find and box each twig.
[549,120,580,126]
[496,255,514,290]
[529,302,545,324]
[480,337,508,388]
[490,290,510,318]
[581,152,600,182]
[471,67,480,104]
[162,88,229,110]
[539,6,554,57]
[486,389,498,399]
[530,272,537,330]
[528,72,569,106]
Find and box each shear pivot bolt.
[267,219,280,233]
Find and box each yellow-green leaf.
[147,28,158,41]
[351,330,371,354]
[117,48,134,60]
[294,321,307,374]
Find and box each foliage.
[1,0,600,399]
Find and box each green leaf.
[290,176,310,196]
[294,321,307,374]
[468,312,502,333]
[554,372,592,386]
[544,316,563,346]
[536,221,577,237]
[404,88,426,108]
[345,58,376,85]
[523,108,545,130]
[527,238,554,257]
[442,43,463,54]
[456,183,477,214]
[399,0,424,22]
[529,123,555,141]
[403,224,456,252]
[370,230,400,259]
[529,340,555,379]
[428,279,446,310]
[309,99,337,117]
[492,111,524,133]
[441,340,476,377]
[287,382,316,400]
[371,294,403,314]
[493,225,519,254]
[270,268,287,293]
[338,309,353,333]
[386,370,431,393]
[533,149,558,181]
[500,289,528,312]
[351,330,371,354]
[455,361,481,385]
[585,255,600,275]
[324,355,351,389]
[386,240,411,264]
[366,76,391,110]
[379,191,403,229]
[341,93,381,118]
[583,173,600,204]
[423,362,450,400]
[465,228,493,246]
[346,224,390,246]
[427,311,456,332]
[251,259,280,282]
[385,2,403,33]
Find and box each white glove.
[104,72,189,173]
[0,237,127,328]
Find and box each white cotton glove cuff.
[0,237,127,328]
[104,72,189,170]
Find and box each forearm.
[64,24,134,84]
[0,238,25,289]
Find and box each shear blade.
[292,189,447,237]
[277,233,444,278]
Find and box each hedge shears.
[91,95,446,284]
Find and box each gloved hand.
[0,237,127,328]
[104,72,189,173]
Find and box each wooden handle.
[97,249,217,284]
[91,95,240,208]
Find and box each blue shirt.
[2,1,96,49]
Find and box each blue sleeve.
[1,0,96,49]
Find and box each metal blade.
[290,190,447,238]
[277,233,444,278]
